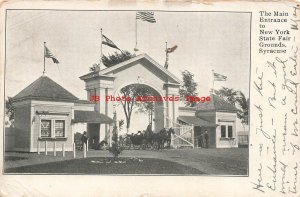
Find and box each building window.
[41,120,51,137]
[220,124,234,139]
[228,126,233,138]
[55,120,65,137]
[221,125,226,137]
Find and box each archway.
[80,54,182,145]
[113,83,165,134]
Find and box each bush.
[109,142,122,158]
[109,128,122,157]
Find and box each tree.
[135,98,155,126]
[214,87,249,126]
[5,97,14,126]
[214,87,238,106]
[179,70,198,107]
[236,91,249,125]
[118,119,124,132]
[109,112,122,158]
[119,84,155,133]
[102,51,135,68]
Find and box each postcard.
[0,1,299,196]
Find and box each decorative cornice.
[36,110,70,116]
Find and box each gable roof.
[73,110,114,124]
[196,94,238,112]
[178,116,217,127]
[80,53,182,84]
[12,76,79,102]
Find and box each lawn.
[5,157,204,174]
[5,156,27,161]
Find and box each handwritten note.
[252,3,299,195]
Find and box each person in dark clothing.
[204,130,209,148]
[198,133,204,148]
[81,131,88,150]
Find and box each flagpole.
[212,69,215,94]
[165,41,167,55]
[43,42,46,75]
[135,12,138,52]
[164,42,168,69]
[100,28,103,69]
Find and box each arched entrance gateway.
[79,53,182,146]
[113,83,165,133]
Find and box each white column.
[53,142,56,156]
[45,141,47,155]
[109,124,113,147]
[37,141,40,154]
[83,143,87,158]
[62,143,65,157]
[73,142,76,158]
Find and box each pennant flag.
[136,11,156,23]
[164,45,177,69]
[45,46,59,64]
[214,72,227,81]
[166,45,178,53]
[102,34,121,51]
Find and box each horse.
[154,128,175,151]
[151,131,161,150]
[144,124,154,149]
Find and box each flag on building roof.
[166,45,178,53]
[45,46,59,64]
[213,72,227,81]
[164,44,177,69]
[136,11,156,23]
[102,34,121,51]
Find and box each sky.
[5,10,250,133]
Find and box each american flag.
[214,72,227,81]
[45,46,59,64]
[136,11,156,23]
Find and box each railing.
[166,117,194,149]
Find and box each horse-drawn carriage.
[118,127,175,151]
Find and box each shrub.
[109,127,122,157]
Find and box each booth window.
[228,126,233,138]
[221,125,226,137]
[41,120,51,137]
[55,120,65,137]
[220,124,234,139]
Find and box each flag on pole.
[166,45,178,53]
[102,34,121,51]
[136,11,156,23]
[45,46,59,64]
[164,44,177,69]
[213,72,227,81]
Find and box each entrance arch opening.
[114,83,164,135]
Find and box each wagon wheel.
[133,143,139,150]
[123,136,131,150]
[141,139,147,150]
